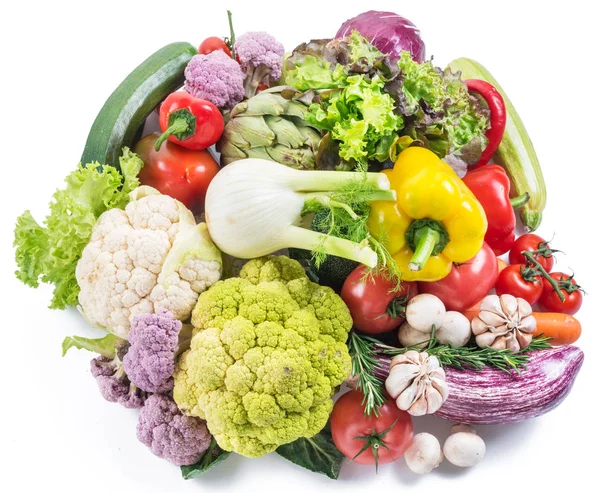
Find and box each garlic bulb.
[385,350,449,416]
[471,294,536,352]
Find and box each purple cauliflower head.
[184,50,245,110]
[90,351,147,409]
[123,309,181,394]
[234,31,285,98]
[137,394,211,466]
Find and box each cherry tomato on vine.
[495,264,543,305]
[509,234,555,272]
[198,36,232,57]
[538,272,583,315]
[330,390,413,469]
[341,266,417,334]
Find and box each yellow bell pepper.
[368,147,487,282]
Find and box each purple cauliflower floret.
[184,50,245,110]
[137,394,211,466]
[90,352,147,409]
[234,31,285,98]
[123,309,181,394]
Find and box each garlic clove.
[499,294,519,319]
[477,310,508,327]
[479,295,503,314]
[516,331,533,349]
[425,388,445,414]
[517,297,533,318]
[385,364,420,398]
[471,316,489,336]
[430,374,449,401]
[520,314,537,333]
[397,377,422,411]
[476,331,499,348]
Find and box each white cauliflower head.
[76,186,222,338]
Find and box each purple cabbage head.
[137,394,211,466]
[336,10,426,63]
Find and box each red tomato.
[509,234,555,271]
[330,391,413,466]
[341,266,417,334]
[418,242,498,312]
[495,264,543,305]
[538,272,583,315]
[198,37,232,57]
[134,133,219,212]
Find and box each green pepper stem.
[510,192,530,209]
[408,227,440,271]
[155,117,191,151]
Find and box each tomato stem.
[227,10,236,60]
[522,251,565,302]
[352,418,398,472]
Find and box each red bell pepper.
[463,165,529,255]
[465,79,506,168]
[155,92,224,151]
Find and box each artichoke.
[216,86,323,169]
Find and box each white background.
[2,1,599,492]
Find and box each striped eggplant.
[435,346,584,424]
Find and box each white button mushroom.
[435,311,472,348]
[398,321,430,348]
[450,423,476,435]
[404,433,444,474]
[405,294,446,333]
[443,431,486,467]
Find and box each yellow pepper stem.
[405,219,450,272]
[408,227,440,271]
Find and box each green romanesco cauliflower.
[173,255,352,458]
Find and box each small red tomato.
[538,272,583,315]
[509,234,555,272]
[341,266,417,334]
[495,264,543,305]
[134,133,219,212]
[330,391,413,467]
[198,36,232,57]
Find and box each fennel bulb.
[204,158,395,267]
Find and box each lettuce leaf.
[307,75,402,169]
[13,148,143,309]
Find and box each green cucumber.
[448,57,547,231]
[81,42,198,168]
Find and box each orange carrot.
[497,258,508,273]
[532,312,582,345]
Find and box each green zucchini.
[81,42,198,168]
[448,58,547,231]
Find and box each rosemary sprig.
[347,330,552,416]
[347,331,387,417]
